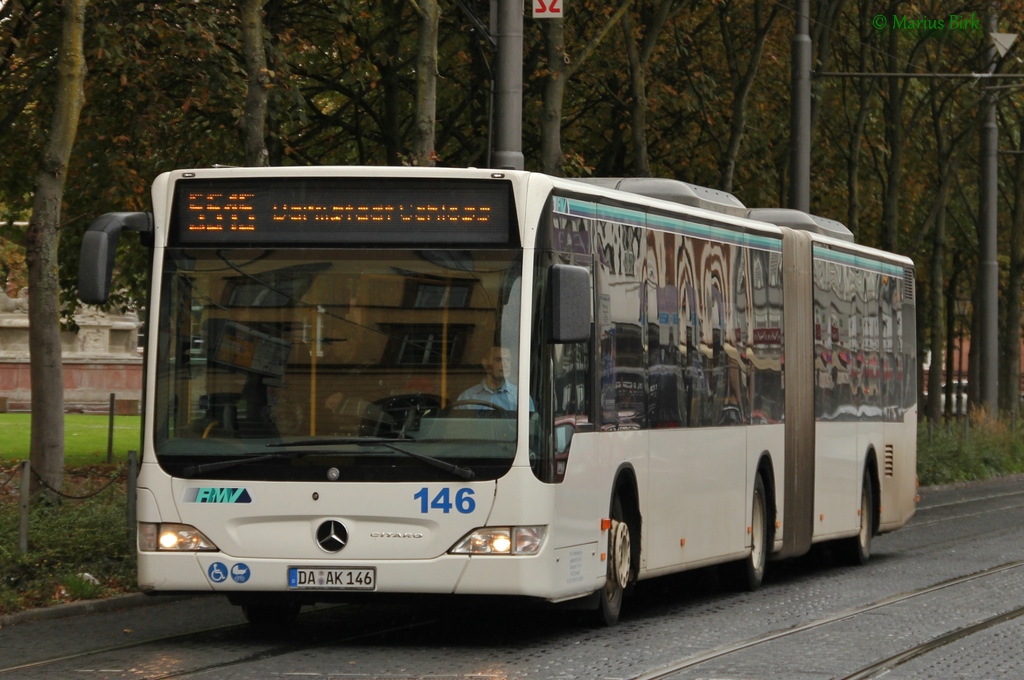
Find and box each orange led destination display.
[171,177,514,246]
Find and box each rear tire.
[838,473,873,565]
[597,494,631,626]
[741,474,769,591]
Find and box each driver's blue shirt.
[457,380,535,412]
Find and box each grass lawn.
[0,413,142,466]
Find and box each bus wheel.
[741,474,769,591]
[598,495,631,626]
[839,473,873,565]
[242,603,301,628]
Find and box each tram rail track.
[632,560,1024,679]
[0,605,439,678]
[0,622,250,676]
[840,604,1024,680]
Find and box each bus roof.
[554,174,912,269]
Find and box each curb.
[0,593,194,629]
[918,471,1024,493]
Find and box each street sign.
[532,0,562,19]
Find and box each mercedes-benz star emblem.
[316,520,348,553]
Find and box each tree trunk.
[716,0,778,192]
[241,0,270,167]
[264,0,285,166]
[621,12,649,177]
[942,266,956,419]
[541,19,567,176]
[927,207,946,422]
[1000,120,1024,414]
[539,2,631,176]
[880,70,902,252]
[843,9,877,236]
[412,0,439,166]
[808,0,845,134]
[621,0,680,178]
[382,59,402,165]
[26,0,87,496]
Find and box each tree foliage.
[3,0,1024,422]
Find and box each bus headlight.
[450,526,546,555]
[139,523,219,552]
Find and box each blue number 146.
[414,487,476,514]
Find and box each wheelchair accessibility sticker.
[208,561,251,584]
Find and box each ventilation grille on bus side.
[903,268,915,301]
[885,444,895,477]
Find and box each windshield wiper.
[268,437,475,480]
[181,450,316,477]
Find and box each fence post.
[19,460,30,555]
[127,450,137,536]
[107,393,116,464]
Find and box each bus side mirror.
[549,264,591,343]
[78,212,153,305]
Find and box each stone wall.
[0,304,142,412]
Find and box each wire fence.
[2,392,139,554]
[9,452,138,556]
[28,463,127,500]
[0,467,14,494]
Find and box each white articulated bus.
[79,167,917,626]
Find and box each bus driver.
[457,346,533,412]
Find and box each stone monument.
[0,288,142,413]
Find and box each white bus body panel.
[136,461,609,600]
[881,411,918,532]
[647,427,745,569]
[813,421,864,539]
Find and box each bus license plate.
[288,567,376,590]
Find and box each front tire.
[597,495,631,626]
[838,473,874,565]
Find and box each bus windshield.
[153,247,524,482]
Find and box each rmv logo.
[185,487,253,503]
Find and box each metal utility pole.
[492,0,524,170]
[789,0,811,213]
[978,7,1000,415]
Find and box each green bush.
[0,470,136,615]
[917,411,1024,486]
